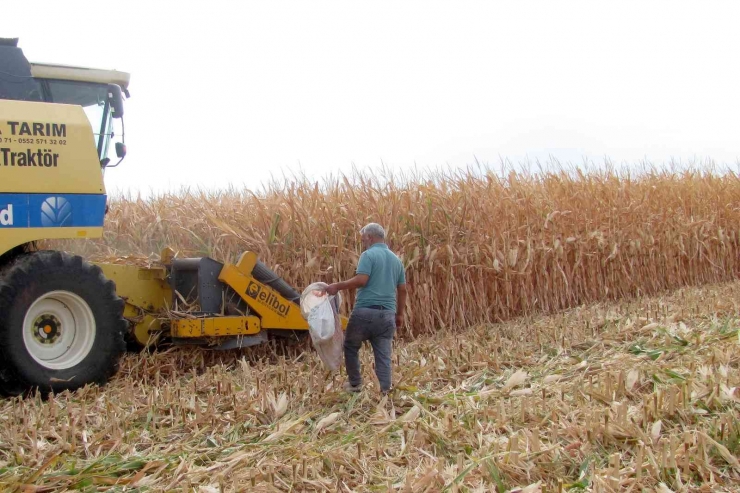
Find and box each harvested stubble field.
[1,167,739,491]
[0,280,738,491]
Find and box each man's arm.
[395,283,407,328]
[325,274,369,295]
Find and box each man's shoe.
[343,381,362,393]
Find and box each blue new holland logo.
[0,193,106,228]
[40,197,72,227]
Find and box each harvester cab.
[0,38,129,171]
[0,39,341,397]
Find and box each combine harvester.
[0,39,342,396]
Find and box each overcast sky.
[4,1,740,196]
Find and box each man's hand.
[323,275,368,296]
[396,284,407,329]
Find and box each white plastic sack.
[300,282,344,371]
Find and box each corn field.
[1,166,737,491]
[63,166,740,336]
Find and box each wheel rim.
[22,290,96,370]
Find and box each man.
[325,223,407,394]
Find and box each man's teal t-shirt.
[354,243,406,312]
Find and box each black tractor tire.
[0,251,127,396]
